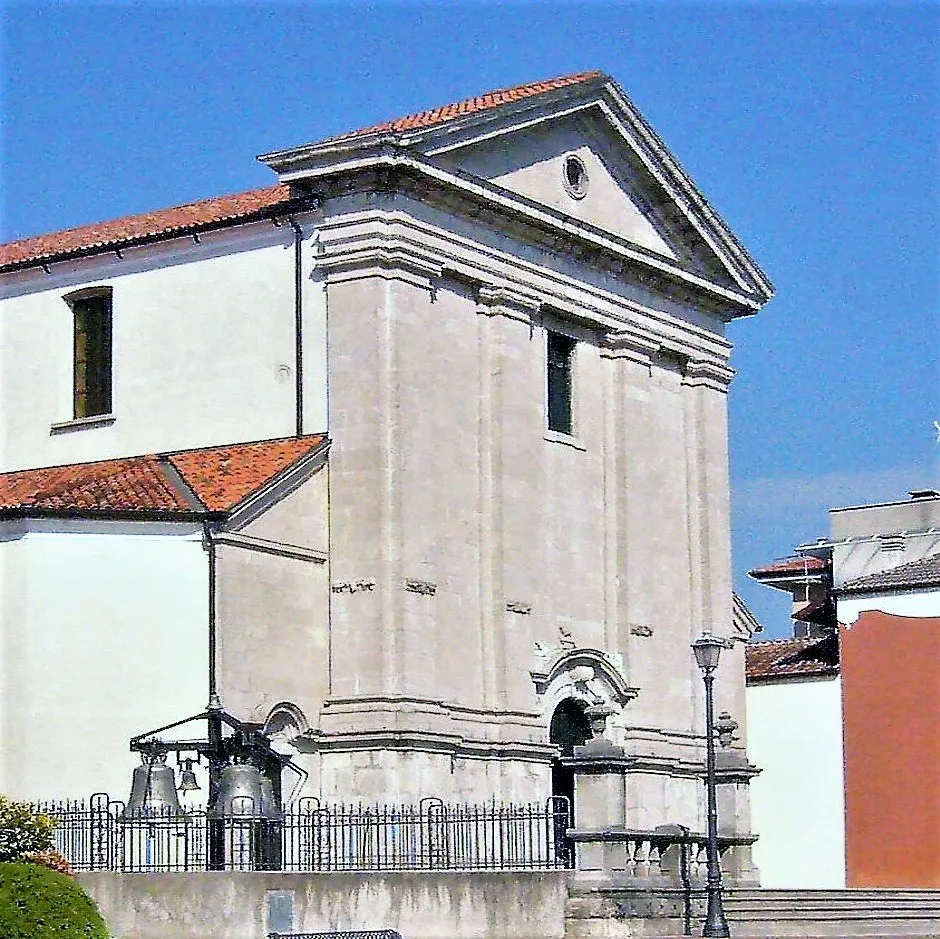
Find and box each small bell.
[178,758,200,792]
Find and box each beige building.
[0,72,772,833]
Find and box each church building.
[0,71,772,838]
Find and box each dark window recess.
[72,293,112,419]
[547,331,575,435]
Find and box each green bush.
[0,862,109,939]
[0,796,55,862]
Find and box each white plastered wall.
[747,676,846,888]
[0,522,208,802]
[0,220,328,472]
[838,589,940,625]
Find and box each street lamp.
[692,632,731,938]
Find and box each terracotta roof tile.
[0,434,326,517]
[745,634,840,683]
[0,71,605,271]
[0,185,295,271]
[838,553,940,594]
[0,459,189,513]
[324,70,605,143]
[168,436,326,512]
[749,555,828,579]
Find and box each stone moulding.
[404,578,436,596]
[531,647,638,708]
[331,579,376,593]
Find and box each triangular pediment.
[432,113,732,281]
[260,73,773,309]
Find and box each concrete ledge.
[77,870,570,939]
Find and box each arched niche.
[533,648,639,727]
[262,701,309,753]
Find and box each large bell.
[125,752,182,816]
[210,760,280,819]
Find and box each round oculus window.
[562,155,588,199]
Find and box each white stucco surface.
[0,221,327,472]
[0,523,208,801]
[838,589,940,625]
[747,675,845,888]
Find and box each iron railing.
[31,793,573,873]
[268,933,402,939]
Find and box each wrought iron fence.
[31,793,572,873]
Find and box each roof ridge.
[324,70,607,144]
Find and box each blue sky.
[2,0,937,637]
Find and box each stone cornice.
[600,327,660,366]
[601,327,733,385]
[681,358,736,392]
[315,240,444,293]
[314,210,735,366]
[476,284,541,323]
[297,727,556,763]
[297,159,765,316]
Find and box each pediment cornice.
[293,157,764,318]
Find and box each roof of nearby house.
[745,634,840,684]
[0,71,602,273]
[748,555,828,579]
[0,435,327,518]
[838,553,940,595]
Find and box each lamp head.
[692,632,725,674]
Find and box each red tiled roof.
[0,459,190,513]
[325,70,605,143]
[0,71,605,271]
[749,555,828,579]
[0,435,326,517]
[0,185,294,271]
[168,436,325,512]
[745,634,840,683]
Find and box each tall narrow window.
[547,330,575,435]
[70,290,112,419]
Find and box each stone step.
[727,891,940,905]
[726,905,940,917]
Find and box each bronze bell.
[210,760,280,819]
[177,758,200,793]
[125,752,182,816]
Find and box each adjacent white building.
[747,489,940,889]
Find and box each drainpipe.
[288,217,304,437]
[202,520,225,869]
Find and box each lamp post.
[692,633,731,938]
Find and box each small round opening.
[562,155,588,198]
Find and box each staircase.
[722,888,940,937]
[564,887,940,938]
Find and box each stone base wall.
[77,871,570,939]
